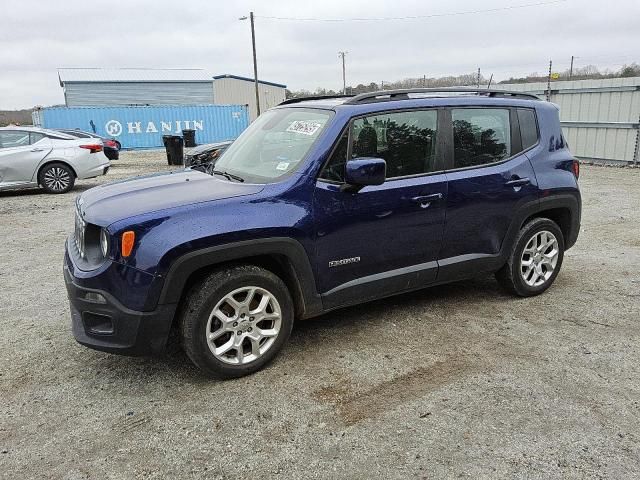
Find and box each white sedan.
[0,126,111,194]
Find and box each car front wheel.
[180,265,294,379]
[496,217,565,297]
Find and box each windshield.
[214,108,333,183]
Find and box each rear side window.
[517,108,539,150]
[452,108,511,168]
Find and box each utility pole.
[239,12,260,117]
[546,59,553,101]
[423,74,426,87]
[477,68,481,88]
[338,51,348,94]
[569,55,575,79]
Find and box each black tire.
[495,217,565,297]
[180,265,294,379]
[38,162,75,194]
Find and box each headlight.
[100,228,109,257]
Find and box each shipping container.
[32,104,249,149]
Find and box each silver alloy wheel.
[43,167,70,192]
[206,286,282,365]
[520,230,559,287]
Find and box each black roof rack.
[344,88,540,104]
[279,94,354,106]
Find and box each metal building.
[213,74,287,121]
[499,77,640,165]
[58,68,215,107]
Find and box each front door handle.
[504,177,531,187]
[411,193,443,208]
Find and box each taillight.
[571,159,580,179]
[104,140,117,148]
[79,144,103,153]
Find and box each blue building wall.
[33,104,249,149]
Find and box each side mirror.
[343,158,386,191]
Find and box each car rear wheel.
[496,217,565,297]
[180,265,294,379]
[39,162,75,194]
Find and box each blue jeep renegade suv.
[64,88,581,378]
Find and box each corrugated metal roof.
[213,74,287,89]
[58,68,211,85]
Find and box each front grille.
[74,207,86,259]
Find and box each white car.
[0,126,111,194]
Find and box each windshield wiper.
[211,170,245,182]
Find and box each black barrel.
[163,135,184,165]
[182,129,196,148]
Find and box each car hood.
[78,169,264,226]
[184,141,233,157]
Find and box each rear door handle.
[504,177,531,187]
[411,193,443,208]
[30,148,44,152]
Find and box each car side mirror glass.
[343,158,386,191]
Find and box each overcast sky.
[1,0,638,109]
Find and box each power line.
[255,0,567,22]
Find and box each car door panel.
[438,107,539,280]
[313,107,448,309]
[0,135,51,185]
[441,156,538,260]
[314,175,447,308]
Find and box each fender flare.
[157,237,323,318]
[504,193,581,257]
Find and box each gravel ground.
[1,152,639,479]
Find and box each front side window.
[452,108,511,168]
[320,109,438,182]
[214,108,333,183]
[0,131,30,149]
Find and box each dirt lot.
[1,152,639,479]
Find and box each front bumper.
[64,250,177,356]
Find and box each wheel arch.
[519,194,581,249]
[158,238,323,320]
[36,159,78,184]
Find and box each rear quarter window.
[517,108,539,150]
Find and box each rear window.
[517,108,539,150]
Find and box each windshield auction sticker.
[286,120,323,136]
